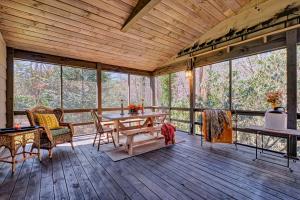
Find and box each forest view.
[12,46,300,153]
[156,48,296,153]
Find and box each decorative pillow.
[35,114,60,129]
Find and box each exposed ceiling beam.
[121,0,161,32]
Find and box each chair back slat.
[91,110,104,133]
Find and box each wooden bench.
[102,118,144,127]
[121,126,163,155]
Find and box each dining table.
[102,112,168,145]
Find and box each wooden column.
[96,63,102,114]
[128,74,131,105]
[286,29,298,157]
[168,73,172,122]
[150,76,155,109]
[189,65,195,135]
[60,65,63,109]
[229,60,232,110]
[6,47,14,128]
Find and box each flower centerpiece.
[266,90,283,109]
[128,104,142,114]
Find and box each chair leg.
[30,144,35,156]
[93,132,98,147]
[106,132,109,144]
[97,133,102,151]
[70,141,75,150]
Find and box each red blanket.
[161,123,176,145]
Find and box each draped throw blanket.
[161,123,176,145]
[203,110,233,143]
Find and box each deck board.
[0,132,300,200]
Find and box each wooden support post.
[189,63,195,135]
[96,63,102,114]
[150,76,155,110]
[60,65,63,109]
[229,60,232,110]
[286,29,297,157]
[128,74,131,105]
[121,0,162,32]
[168,73,172,122]
[6,47,14,128]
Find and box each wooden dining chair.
[91,110,116,151]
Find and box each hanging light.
[185,58,193,78]
[185,69,192,78]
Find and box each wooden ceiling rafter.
[0,18,172,60]
[121,0,162,32]
[1,0,179,52]
[1,30,165,64]
[3,0,180,50]
[0,0,249,70]
[145,10,201,37]
[0,4,175,54]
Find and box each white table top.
[102,112,168,121]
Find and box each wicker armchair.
[26,106,74,158]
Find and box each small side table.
[245,126,300,172]
[0,127,41,173]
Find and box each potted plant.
[128,104,142,114]
[266,90,283,109]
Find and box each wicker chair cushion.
[35,114,60,129]
[50,127,70,137]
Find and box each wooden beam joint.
[121,0,161,32]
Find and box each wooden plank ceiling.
[0,0,249,71]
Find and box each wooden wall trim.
[13,49,152,76]
[153,30,295,76]
[101,63,152,76]
[6,47,14,128]
[14,49,96,69]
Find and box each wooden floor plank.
[0,132,299,200]
[134,154,222,200]
[179,139,300,187]
[84,145,147,200]
[100,153,161,200]
[51,148,69,200]
[158,148,286,200]
[122,159,177,200]
[171,143,300,199]
[25,156,42,200]
[142,150,243,200]
[59,148,85,200]
[39,150,54,200]
[126,158,192,200]
[74,145,115,200]
[64,146,100,200]
[6,146,34,200]
[129,157,205,200]
[77,145,129,200]
[0,156,25,200]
